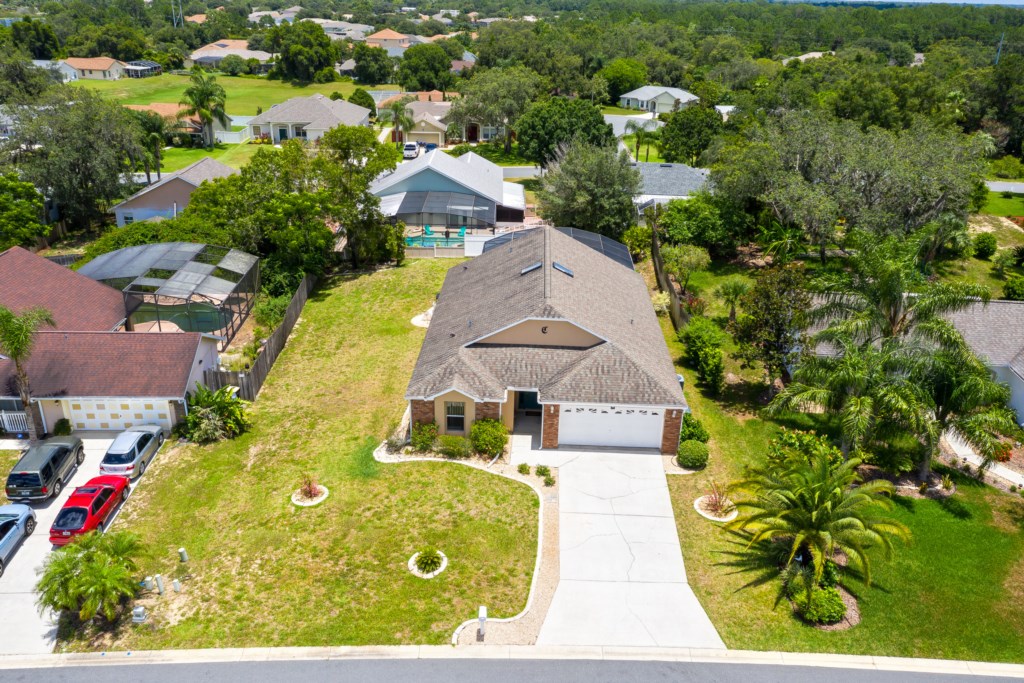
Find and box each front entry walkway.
[536,451,725,648]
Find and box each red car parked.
[49,476,130,547]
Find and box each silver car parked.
[98,425,165,479]
[0,503,36,579]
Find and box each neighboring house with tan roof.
[246,93,370,143]
[371,148,525,227]
[189,39,272,67]
[365,28,414,49]
[185,13,207,23]
[110,157,238,227]
[0,246,220,435]
[64,57,126,80]
[406,227,687,452]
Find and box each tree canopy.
[515,96,613,167]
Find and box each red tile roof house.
[405,227,688,454]
[0,247,219,436]
[63,57,127,80]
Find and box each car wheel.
[139,461,146,476]
[25,518,35,536]
[0,560,4,579]
[52,480,62,498]
[96,523,103,534]
[158,433,165,445]
[121,488,129,502]
[76,447,85,465]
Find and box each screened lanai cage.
[77,243,259,349]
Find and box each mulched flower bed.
[857,464,956,500]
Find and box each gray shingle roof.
[947,299,1024,380]
[247,94,369,129]
[110,157,238,211]
[372,149,512,206]
[620,85,699,104]
[406,228,686,407]
[633,162,709,198]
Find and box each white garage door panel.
[558,404,664,449]
[66,399,173,432]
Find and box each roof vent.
[660,163,673,168]
[520,261,542,275]
[552,262,573,277]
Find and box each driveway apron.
[537,451,725,648]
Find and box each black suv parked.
[4,436,85,502]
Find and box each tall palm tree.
[716,278,750,323]
[379,97,414,148]
[914,347,1020,481]
[179,66,230,149]
[0,305,55,441]
[811,233,988,351]
[728,449,910,585]
[767,335,924,458]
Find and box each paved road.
[0,659,1016,683]
[987,180,1024,193]
[535,450,723,648]
[0,435,133,656]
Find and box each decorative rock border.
[408,550,448,579]
[291,486,329,507]
[693,495,738,522]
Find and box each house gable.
[471,318,603,349]
[375,166,478,198]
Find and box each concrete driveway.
[0,435,115,655]
[537,451,725,648]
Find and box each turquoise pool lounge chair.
[457,226,467,238]
[424,225,435,236]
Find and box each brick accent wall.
[661,408,683,455]
[542,403,560,449]
[411,399,434,426]
[477,401,499,420]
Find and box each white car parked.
[403,142,419,159]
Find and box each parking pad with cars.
[0,435,128,655]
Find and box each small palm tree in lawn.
[914,346,1020,481]
[36,531,143,623]
[380,97,414,148]
[728,449,910,585]
[716,278,750,323]
[811,233,988,351]
[0,305,55,441]
[766,335,925,459]
[179,66,230,149]
[624,118,648,161]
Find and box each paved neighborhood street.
[0,658,1018,683]
[536,451,724,648]
[0,436,117,656]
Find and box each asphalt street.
[0,659,1018,683]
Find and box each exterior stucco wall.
[475,319,602,348]
[994,366,1024,426]
[114,178,197,226]
[501,390,516,431]
[433,389,476,435]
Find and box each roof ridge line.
[543,228,551,301]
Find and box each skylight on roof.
[520,261,542,275]
[553,262,574,277]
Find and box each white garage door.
[557,404,664,449]
[66,399,173,432]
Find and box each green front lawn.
[651,275,1024,663]
[601,105,641,115]
[622,134,665,163]
[981,191,1024,218]
[935,215,1024,296]
[157,143,265,173]
[67,260,538,651]
[446,141,532,166]
[76,75,398,116]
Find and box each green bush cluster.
[438,434,472,459]
[535,465,551,477]
[677,439,709,469]
[767,428,843,469]
[990,155,1024,179]
[543,475,556,487]
[253,293,291,329]
[517,463,530,475]
[622,224,652,261]
[973,233,998,260]
[679,413,709,443]
[1005,275,1024,301]
[819,560,840,589]
[793,586,847,624]
[52,418,72,436]
[679,317,726,394]
[411,422,438,452]
[469,418,508,457]
[179,384,251,444]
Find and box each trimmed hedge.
[438,434,472,459]
[411,422,438,452]
[470,418,508,456]
[679,413,709,443]
[677,439,709,469]
[794,586,846,624]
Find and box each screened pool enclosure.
[77,243,259,348]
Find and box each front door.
[466,123,479,142]
[278,127,288,142]
[517,391,541,412]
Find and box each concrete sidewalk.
[536,451,724,649]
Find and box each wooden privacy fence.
[203,274,317,401]
[650,229,684,332]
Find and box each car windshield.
[0,514,16,523]
[102,451,135,465]
[6,472,41,487]
[52,507,88,531]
